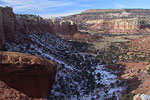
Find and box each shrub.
[120,94,135,100]
[147,66,150,75]
[132,75,138,79]
[137,69,141,73]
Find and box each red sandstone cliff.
[0,7,5,49]
[15,15,78,35]
[88,18,141,33]
[0,7,78,50]
[0,51,57,100]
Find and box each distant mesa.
[64,8,150,34]
[81,9,150,14]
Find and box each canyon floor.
[85,32,150,99]
[80,30,146,50]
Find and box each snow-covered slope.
[5,32,125,100]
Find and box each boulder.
[0,51,57,99]
[0,80,47,100]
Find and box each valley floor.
[87,32,150,99]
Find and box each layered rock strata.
[0,51,57,99]
[0,6,78,50]
[65,9,150,33]
[88,18,140,33]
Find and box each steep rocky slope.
[0,51,57,100]
[121,36,150,95]
[0,6,78,50]
[64,9,150,33]
[94,35,150,99]
[0,7,5,49]
[128,35,150,53]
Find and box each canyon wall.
[15,15,78,35]
[88,18,140,33]
[82,9,150,15]
[65,9,150,33]
[0,51,57,99]
[0,7,5,49]
[0,7,78,50]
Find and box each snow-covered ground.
[5,32,125,100]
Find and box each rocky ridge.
[0,6,78,50]
[64,9,150,33]
[95,35,150,99]
[0,51,57,100]
[81,9,150,16]
[89,18,140,33]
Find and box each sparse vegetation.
[120,94,135,100]
[137,69,141,73]
[147,67,150,75]
[132,75,138,79]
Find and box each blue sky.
[0,0,150,18]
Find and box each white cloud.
[0,0,73,13]
[114,3,126,9]
[0,0,93,15]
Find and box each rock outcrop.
[0,6,78,50]
[0,80,47,100]
[0,51,57,99]
[49,19,78,34]
[64,9,150,33]
[2,7,16,43]
[133,94,150,100]
[81,9,150,16]
[128,35,150,53]
[88,18,140,33]
[0,7,5,49]
[15,15,78,35]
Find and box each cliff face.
[15,15,78,35]
[65,9,150,33]
[0,51,57,99]
[49,20,78,34]
[0,7,78,50]
[0,7,5,49]
[81,9,150,16]
[2,7,16,43]
[88,18,140,33]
